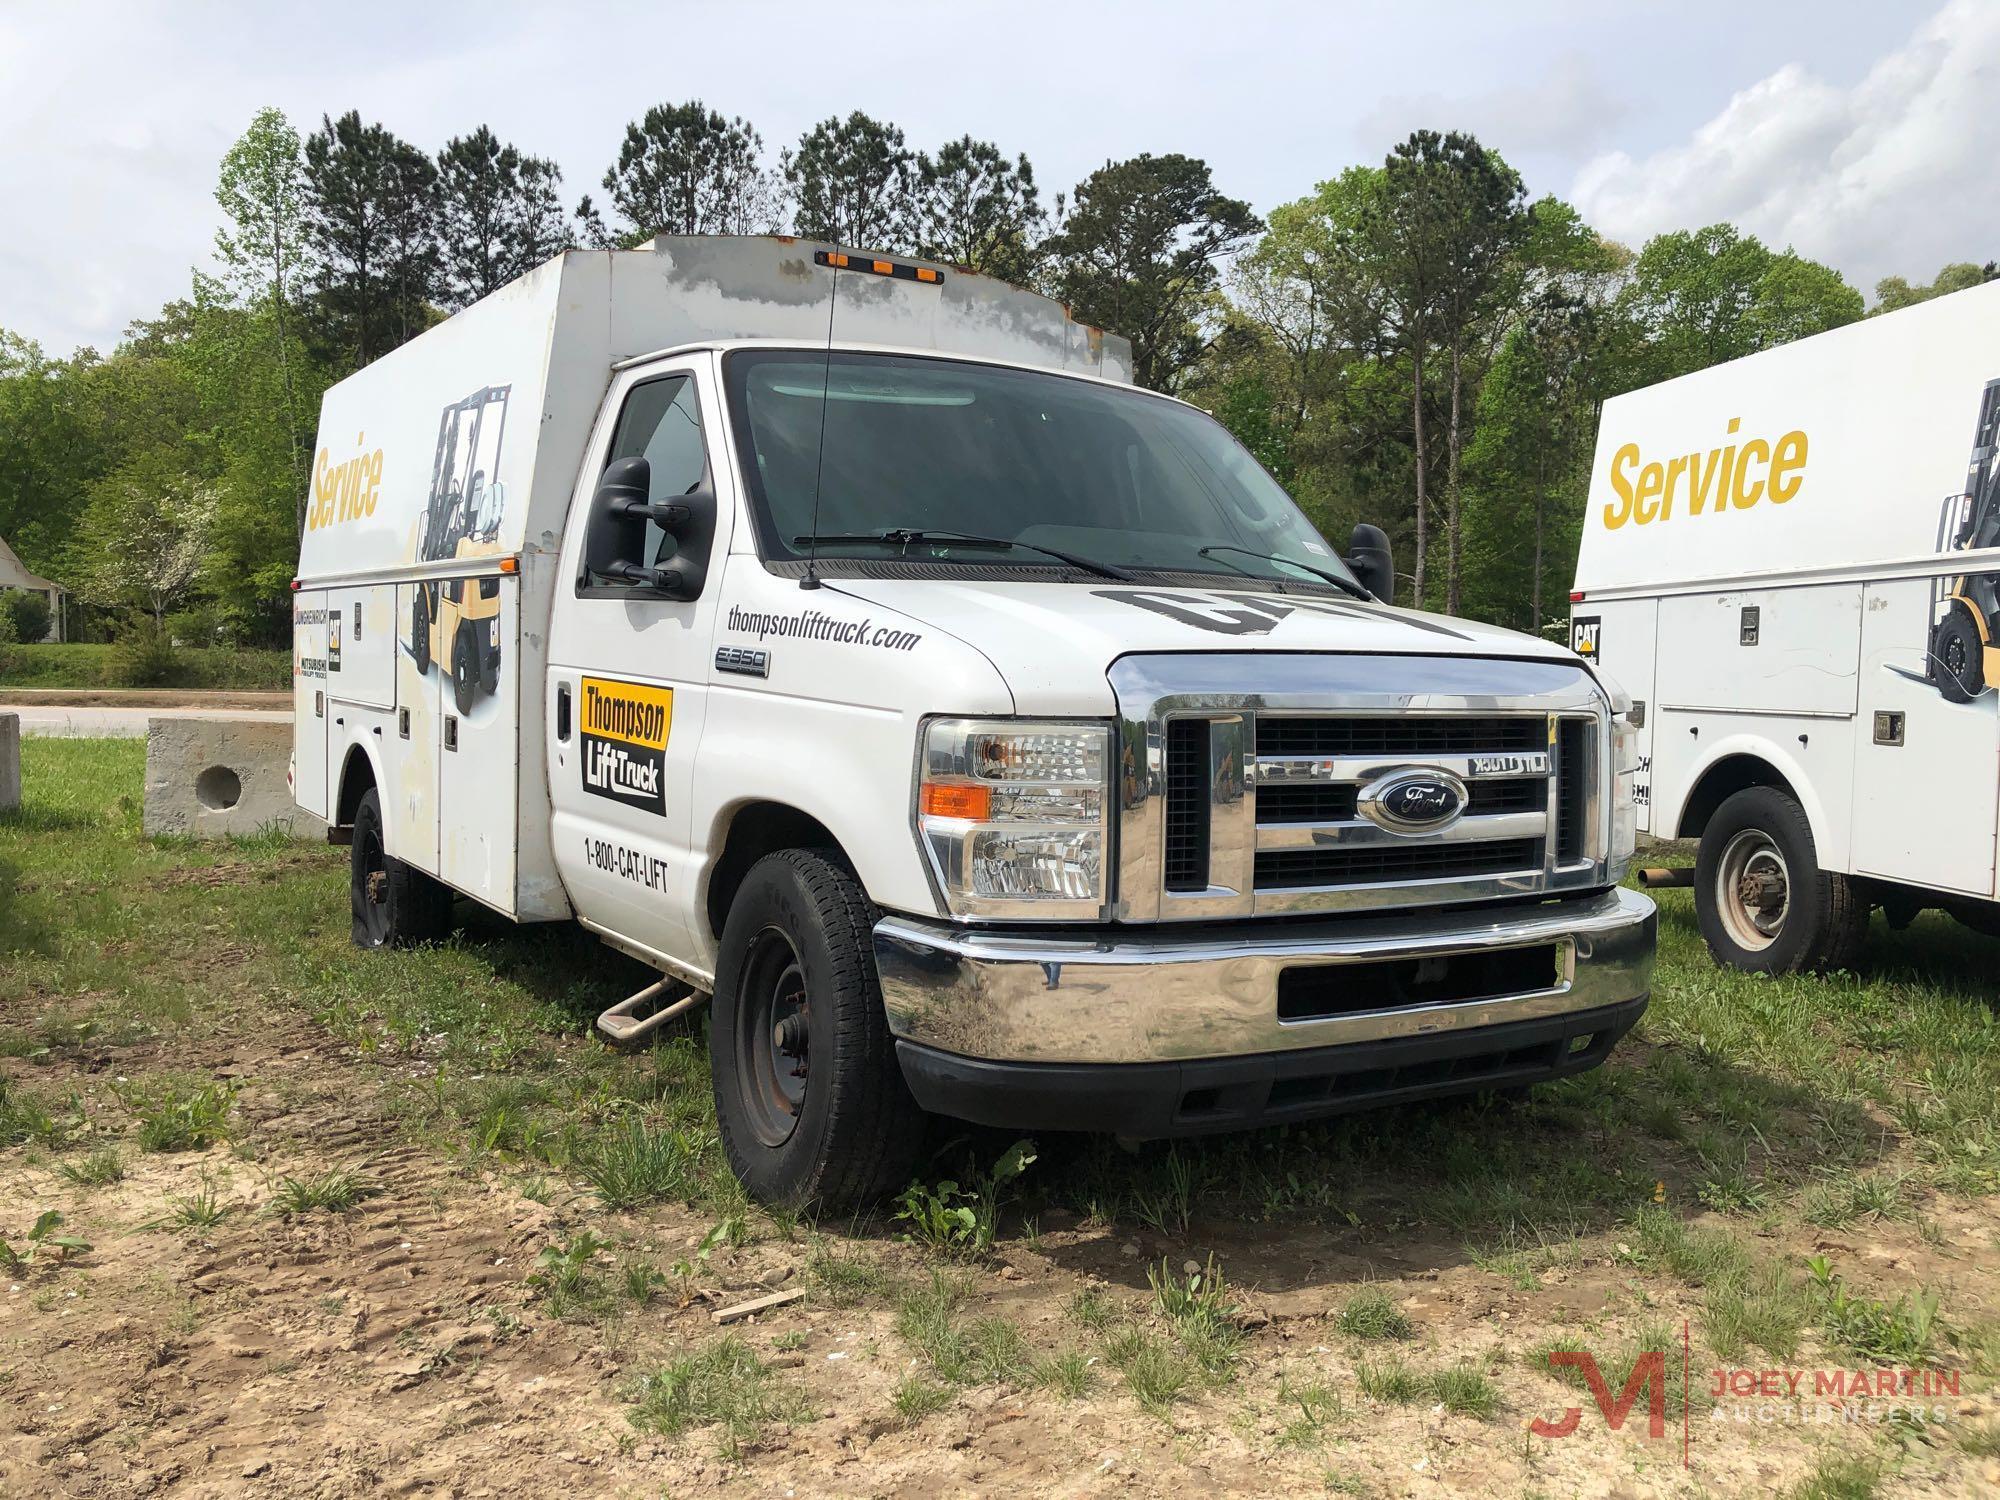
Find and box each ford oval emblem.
[1357,768,1468,835]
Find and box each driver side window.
[608,374,709,569]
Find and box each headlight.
[1600,672,1639,877]
[917,719,1111,918]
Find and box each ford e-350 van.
[295,235,1654,1208]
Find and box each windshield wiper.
[794,528,1135,581]
[1197,544,1372,600]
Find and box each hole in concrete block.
[196,765,242,812]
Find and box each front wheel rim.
[734,927,810,1148]
[1716,827,1790,951]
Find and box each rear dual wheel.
[1694,786,1866,974]
[349,788,453,948]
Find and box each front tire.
[350,788,454,948]
[710,849,925,1210]
[1933,602,1984,703]
[1694,786,1867,974]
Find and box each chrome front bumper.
[874,886,1655,1067]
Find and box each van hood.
[822,577,1580,714]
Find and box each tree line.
[0,100,1990,648]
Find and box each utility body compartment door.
[436,571,519,913]
[1655,586,1861,717]
[323,584,396,709]
[292,590,329,819]
[1851,577,1998,896]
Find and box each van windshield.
[721,349,1356,590]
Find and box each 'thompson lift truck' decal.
[579,676,672,816]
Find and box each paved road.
[1,705,291,738]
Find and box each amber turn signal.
[919,782,992,820]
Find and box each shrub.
[108,621,182,687]
[1,590,54,644]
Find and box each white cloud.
[1357,51,1628,158]
[1571,0,2000,296]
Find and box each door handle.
[556,682,571,742]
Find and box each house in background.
[0,531,67,641]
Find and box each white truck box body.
[1572,280,2000,901]
[294,239,1132,922]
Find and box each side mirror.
[582,455,714,602]
[1345,523,1394,604]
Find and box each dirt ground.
[5,1008,1995,1498]
[4,746,1998,1497]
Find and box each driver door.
[546,358,733,971]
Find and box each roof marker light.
[814,249,944,285]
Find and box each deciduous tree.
[214,107,313,499]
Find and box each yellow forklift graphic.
[1929,378,2000,701]
[413,385,510,713]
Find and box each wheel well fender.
[702,801,846,943]
[1672,742,1832,859]
[334,743,381,831]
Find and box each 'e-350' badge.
[579,676,671,816]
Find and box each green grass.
[891,1375,953,1423]
[1355,1356,1500,1419]
[271,1168,374,1216]
[1148,1255,1243,1376]
[1105,1325,1193,1415]
[1333,1286,1412,1340]
[1789,1450,1884,1500]
[626,1336,817,1459]
[576,1114,710,1209]
[893,1269,1030,1387]
[122,1077,236,1152]
[1274,1374,1347,1448]
[0,642,288,690]
[164,1178,228,1231]
[57,1148,123,1187]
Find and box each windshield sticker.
[580,675,672,816]
[725,605,920,651]
[1092,589,1471,641]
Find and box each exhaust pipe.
[1637,867,1695,890]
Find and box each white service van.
[295,236,1654,1207]
[1573,280,2000,973]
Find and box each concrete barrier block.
[0,712,18,812]
[143,714,319,840]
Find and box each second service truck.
[1573,279,2000,974]
[296,236,1654,1208]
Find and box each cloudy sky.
[0,0,1986,356]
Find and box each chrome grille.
[1113,655,1612,923]
[1256,715,1547,758]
